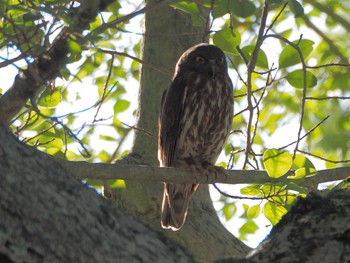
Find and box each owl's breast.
[175,74,233,164]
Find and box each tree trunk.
[0,125,193,263]
[113,1,250,261]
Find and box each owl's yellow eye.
[195,56,205,63]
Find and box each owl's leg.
[202,161,228,182]
[175,158,208,186]
[175,158,200,186]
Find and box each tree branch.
[53,157,350,188]
[0,0,114,124]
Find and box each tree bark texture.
[0,125,194,263]
[249,185,350,263]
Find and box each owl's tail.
[161,182,198,231]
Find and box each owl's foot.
[175,159,227,183]
[202,162,228,183]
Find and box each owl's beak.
[208,59,218,78]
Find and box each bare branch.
[53,157,350,187]
[243,1,269,169]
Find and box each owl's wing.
[158,74,186,167]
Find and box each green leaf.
[99,135,117,141]
[108,179,126,189]
[239,220,258,240]
[230,0,256,18]
[285,182,308,195]
[38,89,61,108]
[212,0,230,18]
[279,39,314,68]
[113,99,130,113]
[289,0,304,18]
[170,1,200,14]
[38,135,63,149]
[213,28,241,55]
[240,185,263,196]
[68,39,82,54]
[241,45,269,69]
[247,205,261,219]
[291,154,315,170]
[286,69,317,89]
[263,202,287,225]
[263,148,292,178]
[97,150,110,162]
[289,167,317,180]
[170,1,203,26]
[223,202,237,221]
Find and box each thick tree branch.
[0,0,114,124]
[53,157,350,188]
[0,124,194,263]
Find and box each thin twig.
[97,48,172,76]
[297,150,350,164]
[120,122,157,139]
[278,115,330,150]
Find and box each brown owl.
[158,43,233,231]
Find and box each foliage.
[171,0,350,241]
[0,0,140,191]
[1,0,350,246]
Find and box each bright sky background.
[0,2,335,248]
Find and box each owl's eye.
[218,57,225,63]
[195,56,205,63]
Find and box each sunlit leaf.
[239,220,258,240]
[240,185,263,196]
[223,202,237,221]
[241,45,269,69]
[285,182,308,194]
[38,89,61,108]
[114,99,130,113]
[213,28,241,55]
[170,1,203,26]
[247,205,261,219]
[170,1,200,14]
[263,148,292,178]
[108,179,126,189]
[263,202,287,225]
[291,154,315,170]
[286,69,317,89]
[97,150,110,162]
[288,167,316,180]
[279,39,314,68]
[68,39,82,54]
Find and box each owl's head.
[175,43,228,78]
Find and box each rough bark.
[0,125,194,263]
[251,186,350,263]
[217,181,350,263]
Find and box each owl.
[158,43,233,231]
